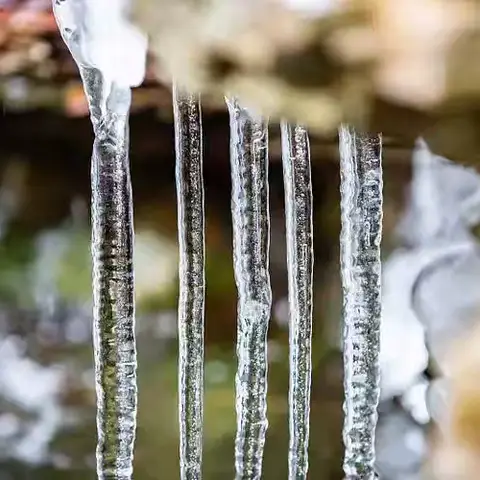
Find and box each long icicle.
[339,125,383,480]
[82,67,137,479]
[51,0,145,475]
[280,122,314,480]
[226,97,272,480]
[173,86,205,480]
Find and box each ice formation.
[173,87,205,480]
[226,97,272,480]
[281,122,314,479]
[339,125,383,479]
[52,1,148,478]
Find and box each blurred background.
[2,1,480,479]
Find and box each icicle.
[52,0,147,477]
[71,58,138,480]
[173,86,205,480]
[226,97,272,480]
[280,122,314,480]
[339,125,383,480]
[88,72,137,480]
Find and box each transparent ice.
[280,122,314,480]
[173,86,205,480]
[52,1,147,478]
[226,97,272,480]
[339,125,383,479]
[84,71,137,480]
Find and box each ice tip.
[414,137,430,152]
[412,137,436,168]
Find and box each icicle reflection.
[226,98,272,480]
[339,125,383,480]
[280,122,314,480]
[173,86,205,480]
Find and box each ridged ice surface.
[280,122,314,480]
[52,1,145,477]
[173,87,205,480]
[85,68,137,480]
[226,98,272,480]
[338,125,383,479]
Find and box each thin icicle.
[226,97,272,480]
[280,122,314,480]
[339,125,383,480]
[173,86,205,480]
